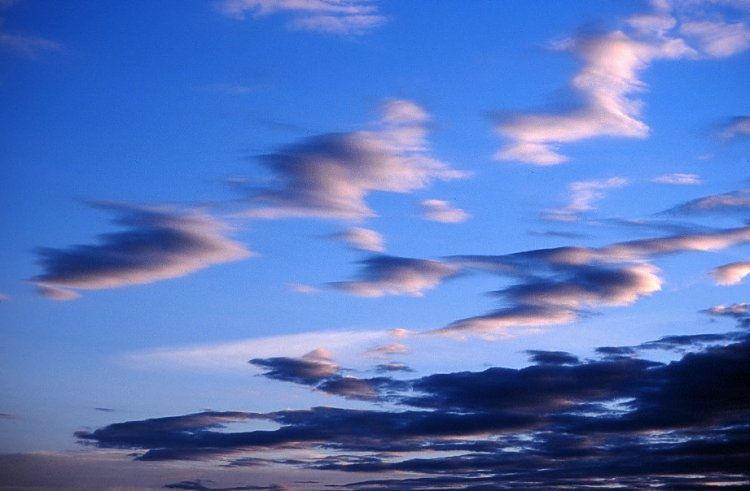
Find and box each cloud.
[331,255,460,297]
[285,282,320,294]
[665,188,750,215]
[720,116,750,138]
[379,99,430,124]
[442,224,750,336]
[364,343,409,357]
[120,329,392,372]
[237,100,465,220]
[681,19,750,57]
[651,173,702,185]
[711,261,750,285]
[216,0,386,35]
[249,349,339,384]
[77,330,750,488]
[374,362,413,373]
[419,199,470,223]
[0,3,60,57]
[493,1,750,165]
[543,177,630,221]
[329,227,384,252]
[32,203,251,300]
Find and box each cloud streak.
[33,203,251,300]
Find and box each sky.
[1,0,750,489]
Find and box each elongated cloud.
[330,227,384,252]
[331,255,460,297]
[651,173,701,185]
[711,261,750,285]
[239,100,465,220]
[494,2,750,165]
[216,0,385,35]
[33,203,251,300]
[442,225,750,336]
[419,199,469,223]
[543,177,629,221]
[664,188,750,215]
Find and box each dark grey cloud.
[33,203,251,300]
[79,324,750,489]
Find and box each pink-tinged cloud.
[330,227,385,252]
[711,261,750,285]
[420,199,470,223]
[33,203,251,300]
[543,177,629,222]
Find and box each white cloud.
[651,173,702,185]
[711,261,750,285]
[681,20,750,57]
[330,227,385,252]
[238,100,466,220]
[419,199,470,223]
[543,177,630,221]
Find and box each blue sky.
[1,0,750,489]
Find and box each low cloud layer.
[77,315,750,489]
[33,203,251,300]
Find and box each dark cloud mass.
[78,315,750,488]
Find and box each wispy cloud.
[33,203,251,300]
[543,177,630,222]
[719,116,750,138]
[651,172,702,185]
[711,261,750,285]
[216,0,386,35]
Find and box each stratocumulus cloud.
[216,0,386,35]
[493,1,750,165]
[237,100,465,220]
[32,203,251,300]
[76,323,750,488]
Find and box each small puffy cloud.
[419,199,470,223]
[380,99,430,124]
[216,0,385,35]
[711,261,750,285]
[720,116,750,138]
[651,173,701,185]
[33,203,251,300]
[375,362,413,373]
[238,100,465,220]
[681,20,750,57]
[543,177,629,222]
[330,227,384,252]
[331,255,460,297]
[703,302,749,318]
